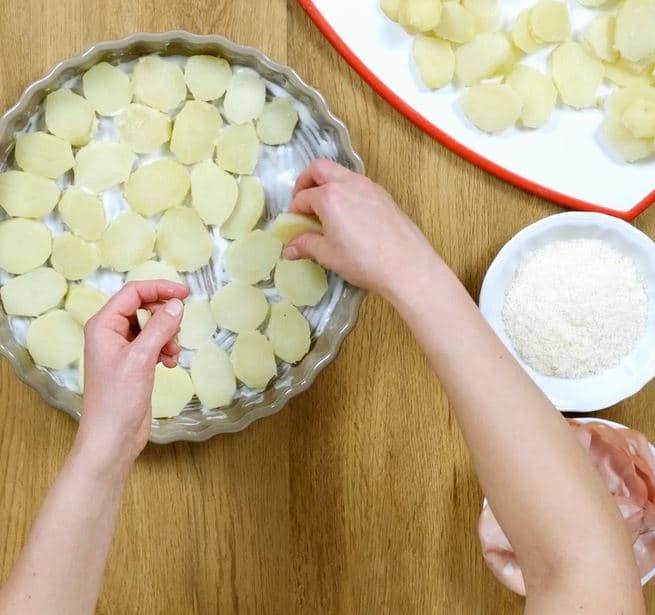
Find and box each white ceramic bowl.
[479,212,655,412]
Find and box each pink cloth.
[478,420,655,595]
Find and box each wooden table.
[1,2,654,613]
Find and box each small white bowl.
[479,211,655,412]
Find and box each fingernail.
[164,299,183,316]
[284,246,299,260]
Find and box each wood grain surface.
[0,1,654,613]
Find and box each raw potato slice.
[460,83,522,133]
[14,132,74,179]
[505,65,557,128]
[435,2,476,44]
[220,176,265,240]
[398,0,442,32]
[123,159,190,216]
[156,207,213,272]
[224,230,283,284]
[0,219,51,274]
[256,98,299,145]
[455,33,515,85]
[51,232,100,281]
[190,342,236,408]
[462,0,498,32]
[269,212,322,244]
[136,308,151,329]
[215,123,259,175]
[178,300,216,349]
[83,62,132,116]
[0,268,67,317]
[58,188,106,241]
[230,331,277,389]
[603,116,653,161]
[529,1,570,44]
[512,10,542,54]
[100,211,155,272]
[412,36,455,89]
[582,15,617,64]
[65,283,107,325]
[615,0,655,63]
[170,101,223,164]
[45,89,95,146]
[0,171,59,218]
[74,142,135,193]
[605,86,655,118]
[622,99,655,138]
[116,104,171,153]
[604,61,652,88]
[223,71,267,124]
[26,310,83,370]
[551,42,604,109]
[151,364,194,419]
[126,260,182,283]
[132,55,187,112]
[380,0,401,21]
[578,0,609,5]
[274,259,328,307]
[267,301,311,364]
[210,281,269,333]
[184,55,232,101]
[190,161,238,225]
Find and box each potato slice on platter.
[1,267,67,317]
[512,9,542,54]
[125,259,182,283]
[116,104,171,154]
[215,123,259,175]
[455,33,515,86]
[256,98,299,145]
[45,89,96,146]
[178,299,216,349]
[550,42,604,109]
[615,0,655,63]
[220,176,265,240]
[380,0,401,21]
[398,0,442,33]
[230,331,277,390]
[462,0,498,32]
[59,188,106,241]
[435,2,476,44]
[15,132,74,179]
[274,259,328,307]
[65,283,108,326]
[529,1,570,44]
[223,71,266,125]
[156,207,213,272]
[190,161,238,226]
[602,116,654,161]
[267,300,311,364]
[412,35,455,90]
[27,309,83,370]
[100,211,155,272]
[604,60,652,88]
[582,15,617,64]
[0,218,51,274]
[269,212,322,245]
[0,171,59,218]
[132,55,187,113]
[184,55,232,101]
[74,142,135,193]
[622,98,655,138]
[123,159,190,217]
[83,62,132,116]
[190,342,236,409]
[51,232,100,281]
[151,364,194,419]
[605,85,655,118]
[460,83,522,133]
[210,281,269,333]
[170,101,223,164]
[224,230,282,284]
[505,65,557,129]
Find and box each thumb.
[132,298,184,361]
[283,232,327,263]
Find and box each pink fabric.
[478,420,655,595]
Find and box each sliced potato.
[215,122,259,175]
[550,42,604,108]
[170,101,223,164]
[604,60,652,87]
[27,309,83,370]
[136,308,151,329]
[156,207,213,272]
[380,0,401,21]
[151,364,194,419]
[269,212,322,245]
[267,300,311,364]
[605,85,655,117]
[230,331,277,389]
[622,98,655,138]
[190,161,238,226]
[50,232,100,281]
[125,259,182,283]
[83,62,132,116]
[412,35,455,89]
[462,0,498,32]
[132,55,187,113]
[45,89,95,146]
[0,267,67,317]
[435,2,476,44]
[123,159,190,217]
[224,230,282,284]
[74,142,135,193]
[0,218,51,274]
[220,176,265,240]
[603,115,654,161]
[582,15,617,64]
[64,283,108,325]
[505,65,557,128]
[184,55,232,101]
[460,83,522,132]
[615,0,655,63]
[512,10,542,54]
[190,342,236,408]
[0,171,59,218]
[256,98,299,145]
[178,299,216,349]
[58,188,106,241]
[116,104,171,153]
[210,281,269,333]
[100,211,155,272]
[529,1,570,44]
[577,0,609,5]
[455,33,515,85]
[274,259,328,307]
[398,0,442,32]
[14,132,74,179]
[223,71,267,124]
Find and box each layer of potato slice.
[455,33,515,85]
[170,101,223,164]
[15,132,74,179]
[27,309,83,370]
[151,364,194,418]
[123,159,190,217]
[615,0,655,63]
[380,0,401,21]
[178,299,216,349]
[51,232,100,281]
[512,9,542,54]
[269,212,322,245]
[220,176,265,240]
[1,267,67,317]
[210,281,269,333]
[399,0,442,32]
[412,35,455,89]
[83,62,132,116]
[100,211,155,272]
[274,259,328,307]
[623,98,655,138]
[256,98,299,145]
[460,83,523,132]
[505,65,557,128]
[224,230,282,284]
[223,71,266,124]
[550,42,604,108]
[435,2,477,44]
[132,55,187,113]
[0,171,60,218]
[267,300,311,364]
[58,188,106,241]
[74,142,135,193]
[116,104,171,153]
[45,89,96,146]
[125,259,182,283]
[529,1,570,43]
[184,55,232,101]
[190,161,238,226]
[215,123,259,175]
[462,0,499,32]
[65,283,108,325]
[603,116,654,161]
[230,331,277,390]
[190,342,236,408]
[582,14,617,64]
[0,218,51,274]
[156,207,213,272]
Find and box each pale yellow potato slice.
[151,364,194,418]
[83,62,132,116]
[136,308,151,329]
[0,267,67,317]
[455,33,515,85]
[100,211,155,272]
[529,1,570,44]
[512,10,542,54]
[123,159,190,217]
[74,142,135,193]
[223,71,267,124]
[412,35,455,89]
[178,299,216,349]
[132,55,187,112]
[230,331,277,389]
[125,259,182,283]
[551,42,604,108]
[274,259,328,307]
[435,2,476,44]
[605,85,655,118]
[462,0,498,32]
[184,55,232,101]
[220,176,265,240]
[269,212,322,245]
[15,132,74,179]
[604,61,652,88]
[0,171,59,218]
[267,300,311,364]
[255,98,299,145]
[190,342,236,408]
[224,230,282,284]
[64,283,107,325]
[190,161,238,225]
[45,89,95,146]
[505,65,557,128]
[170,101,223,164]
[156,207,213,272]
[460,83,522,133]
[603,116,654,161]
[215,122,259,175]
[116,104,171,153]
[27,309,83,370]
[380,0,401,21]
[622,98,655,138]
[582,15,617,64]
[0,218,51,274]
[210,281,269,333]
[615,0,655,63]
[51,232,100,281]
[398,0,442,32]
[577,0,609,6]
[58,188,106,241]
